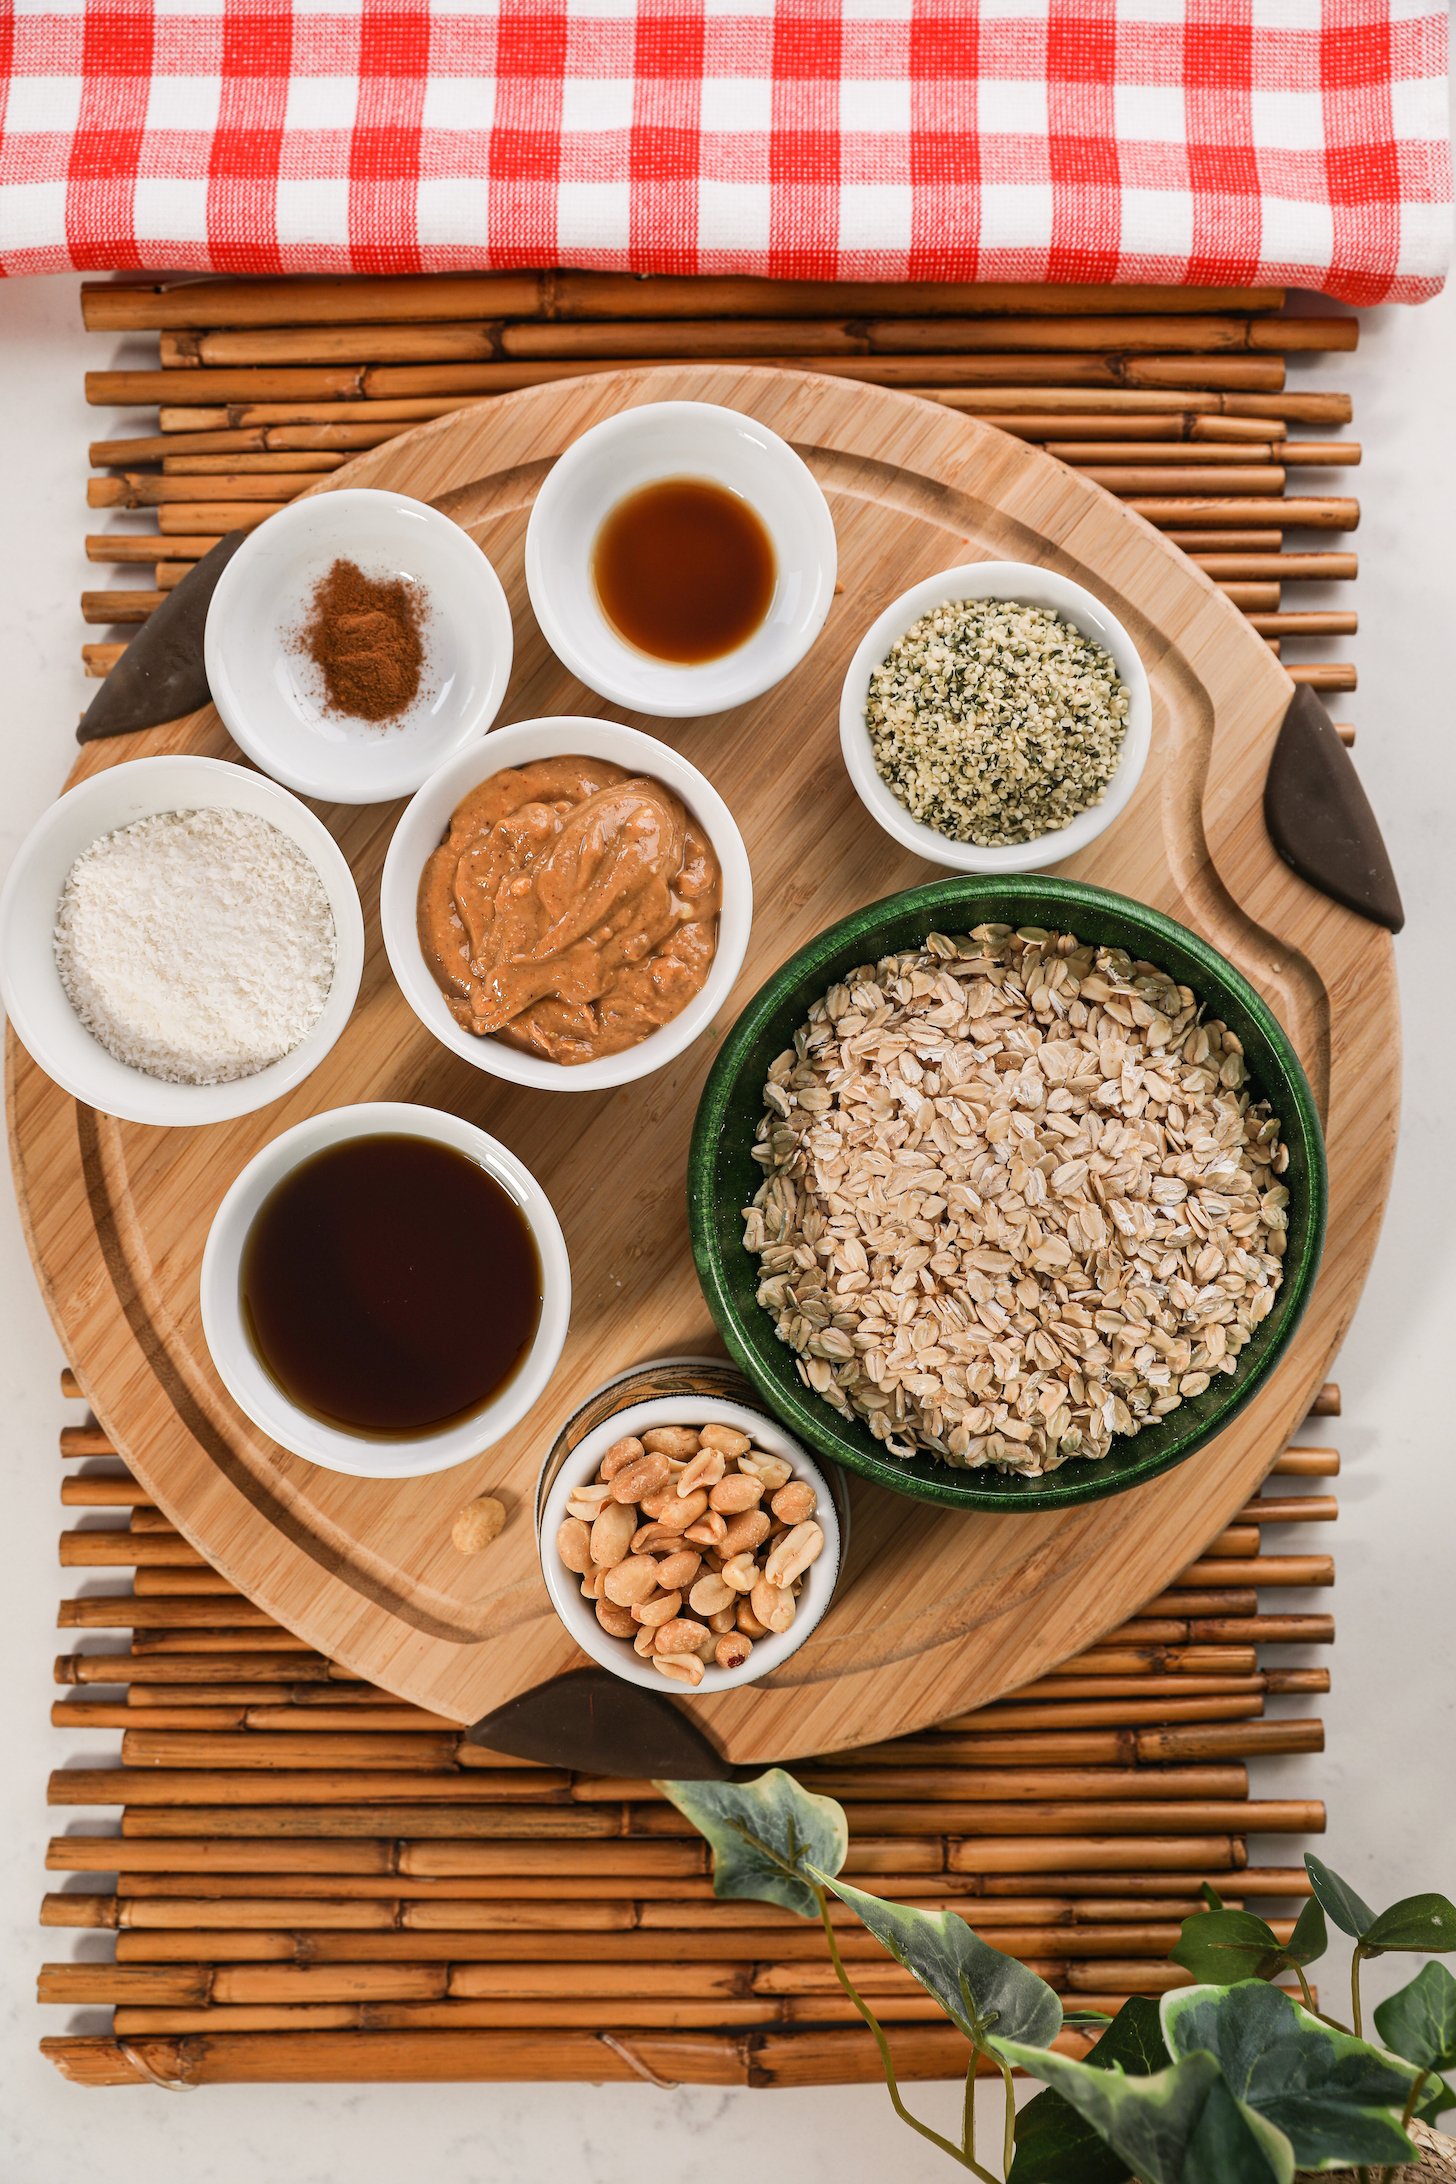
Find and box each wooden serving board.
[9,363,1397,1762]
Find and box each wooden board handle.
[76,531,246,743]
[1264,685,1403,932]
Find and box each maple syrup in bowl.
[525,399,837,717]
[592,477,776,665]
[200,1102,571,1478]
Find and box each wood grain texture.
[8,363,1397,1761]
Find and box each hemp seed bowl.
[687,875,1326,1514]
[839,563,1152,875]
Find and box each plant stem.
[814,1886,991,2179]
[1294,1965,1319,2015]
[1400,2067,1432,2131]
[1351,1945,1365,2039]
[961,2050,978,2163]
[996,2052,1018,2179]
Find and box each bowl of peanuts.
[537,1372,843,1694]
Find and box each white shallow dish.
[525,399,837,717]
[204,487,513,804]
[380,715,753,1093]
[200,1102,571,1479]
[839,560,1153,875]
[0,754,364,1129]
[538,1394,840,1694]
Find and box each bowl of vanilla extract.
[200,1102,571,1478]
[524,398,838,717]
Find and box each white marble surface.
[3,264,1455,2182]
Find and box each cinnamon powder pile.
[300,559,428,723]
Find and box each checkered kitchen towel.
[0,1,1449,300]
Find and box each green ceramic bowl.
[688,876,1327,1512]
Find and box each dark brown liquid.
[592,476,776,663]
[241,1135,542,1438]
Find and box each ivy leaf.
[1008,1996,1170,2184]
[655,1769,846,1920]
[1285,1896,1329,1968]
[1172,1899,1328,1987]
[997,2040,1294,2184]
[1161,1979,1421,2171]
[821,1873,1062,2051]
[1362,1893,1456,1955]
[1172,1908,1289,1983]
[1374,1962,1456,2113]
[1305,1854,1377,1940]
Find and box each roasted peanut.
[566,1481,612,1518]
[699,1424,752,1458]
[589,1500,636,1568]
[654,1549,702,1593]
[642,1427,700,1459]
[764,1521,825,1590]
[739,1451,793,1492]
[596,1598,637,1638]
[695,1631,719,1664]
[683,1512,728,1548]
[719,1508,772,1557]
[654,1618,709,1656]
[708,1473,763,1515]
[708,1604,737,1635]
[579,1568,605,1600]
[676,1448,726,1497]
[715,1631,753,1669]
[636,1489,671,1520]
[633,1625,658,1657]
[555,1516,592,1573]
[609,1450,671,1504]
[720,1550,758,1594]
[453,1495,506,1553]
[603,1554,660,1608]
[630,1521,681,1555]
[736,1600,769,1638]
[770,1481,818,1526]
[653,1487,708,1534]
[599,1436,645,1479]
[653,1651,705,1686]
[688,1573,734,1617]
[750,1575,796,1633]
[632,1588,683,1628]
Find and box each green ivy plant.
[658,1770,1456,2184]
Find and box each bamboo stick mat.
[78,273,1358,732]
[52,273,1360,2086]
[40,1371,1340,2090]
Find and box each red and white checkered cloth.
[0,2,1449,301]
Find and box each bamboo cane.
[85,354,1292,406]
[152,313,1353,368]
[81,275,1291,331]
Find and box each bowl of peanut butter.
[380,716,754,1092]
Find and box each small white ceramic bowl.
[539,1393,840,1694]
[524,400,837,717]
[204,487,513,804]
[0,754,364,1129]
[380,715,753,1094]
[840,561,1153,875]
[200,1101,571,1478]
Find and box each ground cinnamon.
[300,557,427,723]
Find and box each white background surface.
[2,265,1454,2182]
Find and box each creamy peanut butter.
[417,755,722,1065]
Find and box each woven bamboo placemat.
[37,275,1362,2086]
[39,1373,1339,2089]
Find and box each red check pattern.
[0,1,1448,299]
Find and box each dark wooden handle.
[467,1666,740,1778]
[77,530,247,743]
[1264,684,1403,932]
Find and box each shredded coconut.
[54,807,336,1085]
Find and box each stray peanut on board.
[553,1419,824,1681]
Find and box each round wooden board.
[9,365,1397,1762]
